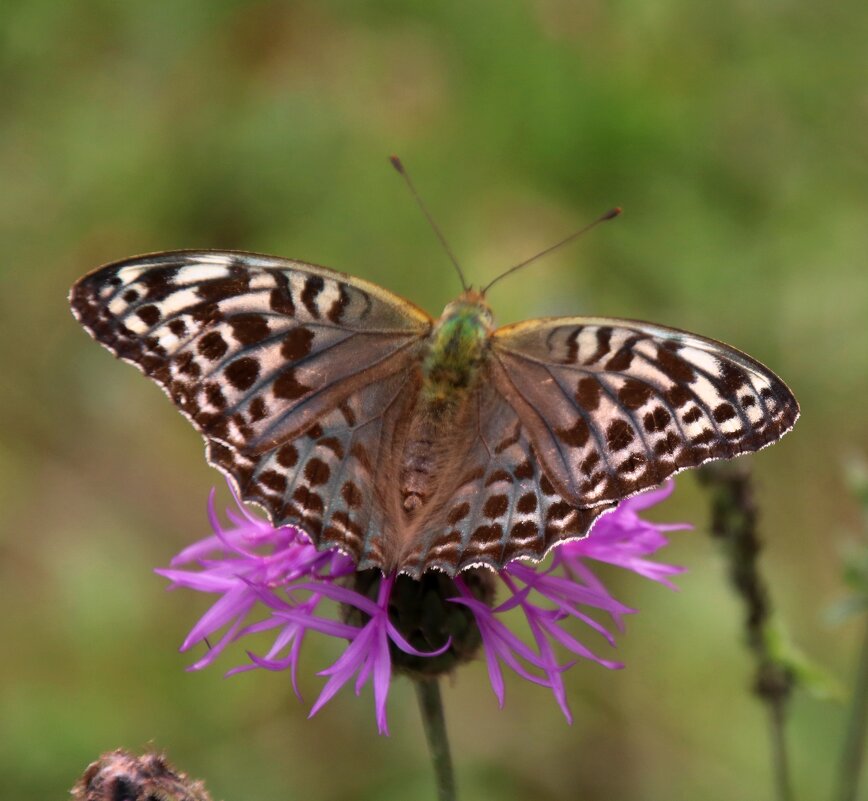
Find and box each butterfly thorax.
[422,292,494,408]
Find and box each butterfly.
[69,241,799,577]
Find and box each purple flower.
[158,481,688,732]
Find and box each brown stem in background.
[835,614,868,801]
[834,457,868,801]
[698,462,795,801]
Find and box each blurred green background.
[2,1,867,799]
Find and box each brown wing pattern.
[208,368,421,565]
[70,251,431,560]
[397,380,614,577]
[492,317,799,508]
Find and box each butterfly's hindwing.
[397,380,614,576]
[208,367,421,565]
[492,318,799,507]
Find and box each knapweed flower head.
[158,481,689,733]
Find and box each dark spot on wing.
[225,357,260,390]
[486,469,512,485]
[205,383,227,409]
[341,481,363,508]
[584,327,612,364]
[197,268,248,302]
[137,305,160,326]
[685,407,706,425]
[175,351,200,377]
[644,407,672,433]
[270,271,295,314]
[713,403,737,423]
[575,377,602,411]
[277,443,298,467]
[656,345,695,383]
[558,417,590,448]
[618,379,653,410]
[301,276,325,318]
[198,331,228,361]
[304,458,330,486]
[230,314,270,346]
[483,494,509,518]
[666,384,692,408]
[619,453,647,474]
[281,327,315,361]
[273,369,310,400]
[516,493,537,514]
[606,419,635,451]
[605,345,635,371]
[447,502,470,525]
[471,523,503,544]
[191,302,222,324]
[249,396,267,422]
[259,470,287,493]
[318,436,344,459]
[546,501,572,521]
[141,266,180,300]
[514,461,534,480]
[327,285,350,323]
[720,362,748,392]
[510,519,539,540]
[581,451,601,472]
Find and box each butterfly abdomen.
[397,294,494,516]
[397,399,480,522]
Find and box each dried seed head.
[71,749,213,801]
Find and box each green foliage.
[763,619,843,702]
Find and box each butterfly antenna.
[481,207,622,295]
[390,155,469,292]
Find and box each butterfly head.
[423,291,494,399]
[435,290,495,342]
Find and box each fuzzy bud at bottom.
[71,750,213,801]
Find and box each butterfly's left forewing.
[491,317,799,508]
[70,251,432,562]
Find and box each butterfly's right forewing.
[70,251,432,561]
[492,317,799,508]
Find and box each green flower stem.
[414,678,457,801]
[835,614,868,801]
[699,463,795,801]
